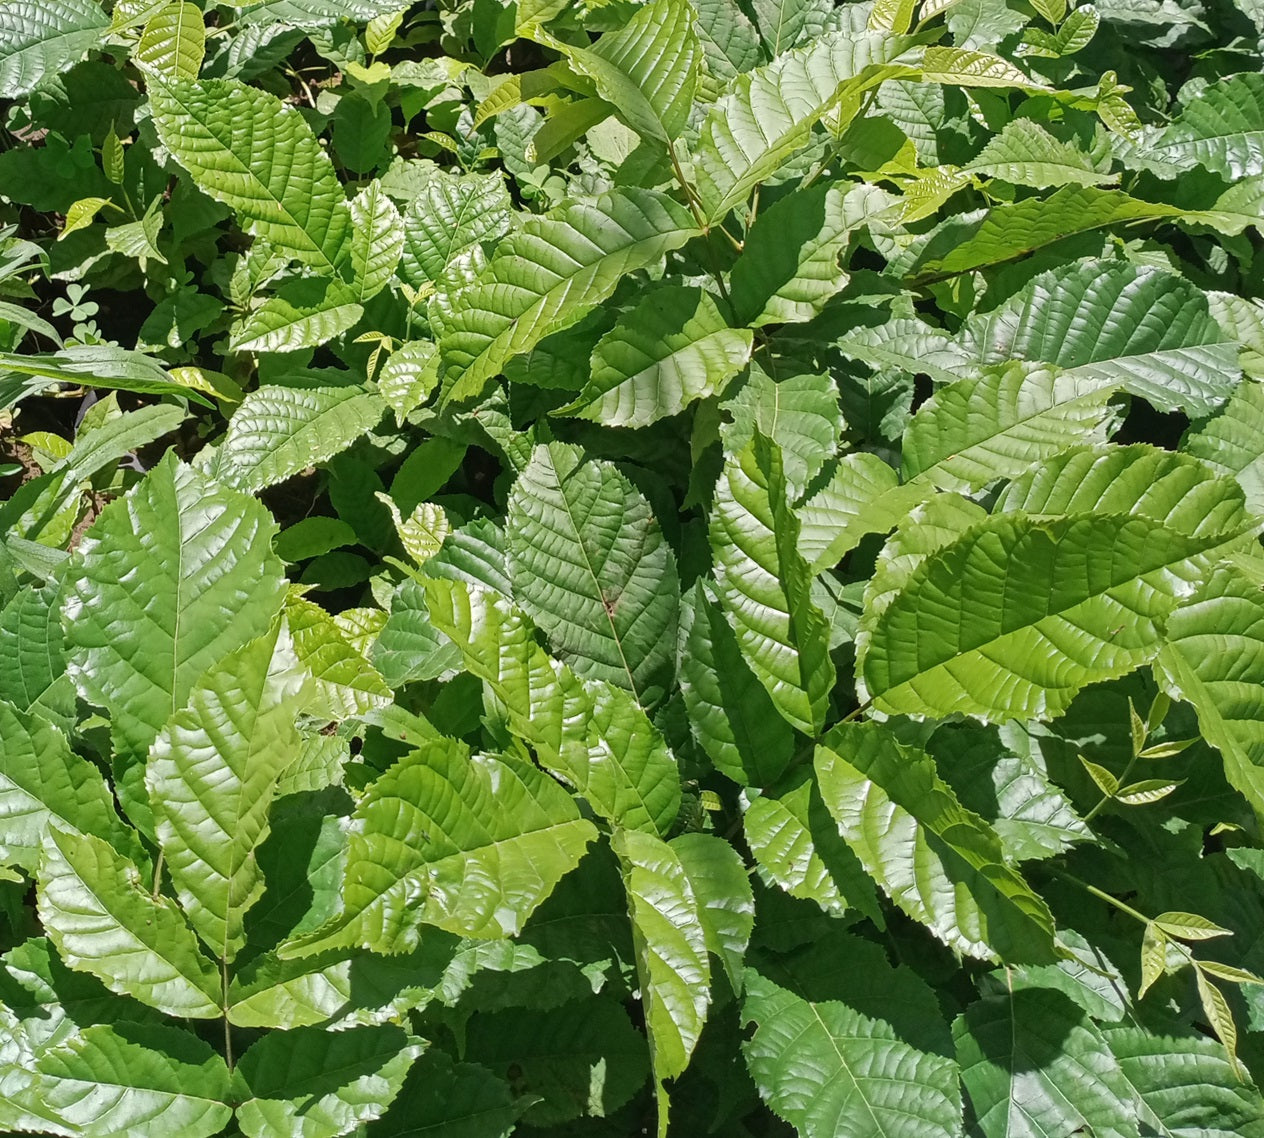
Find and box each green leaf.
[236,1026,423,1138]
[0,700,130,873]
[816,723,1058,963]
[953,989,1135,1138]
[367,1050,519,1138]
[506,442,680,705]
[749,0,834,55]
[729,183,889,327]
[722,366,843,499]
[37,827,222,1018]
[398,172,512,287]
[284,739,596,955]
[37,1023,232,1138]
[371,579,463,687]
[208,384,385,493]
[1183,379,1264,514]
[424,579,682,835]
[145,621,305,962]
[285,593,393,717]
[861,513,1223,722]
[557,285,753,429]
[966,259,1240,417]
[1105,1017,1264,1136]
[693,32,917,221]
[150,77,350,272]
[671,832,755,992]
[0,581,66,713]
[1154,72,1264,180]
[0,0,109,98]
[690,0,761,82]
[1155,557,1264,820]
[743,770,884,924]
[901,362,1121,492]
[379,339,440,424]
[135,2,205,80]
[231,282,364,353]
[346,182,404,302]
[613,828,711,1132]
[541,0,700,142]
[709,434,835,735]
[964,117,1114,187]
[438,188,698,402]
[741,969,963,1138]
[678,579,796,787]
[61,454,286,768]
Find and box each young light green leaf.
[150,77,351,272]
[208,384,385,493]
[135,2,205,80]
[817,723,1058,962]
[710,433,835,735]
[36,1023,232,1138]
[670,832,755,992]
[61,454,286,769]
[285,593,392,718]
[507,442,680,705]
[741,969,963,1138]
[37,827,223,1019]
[439,188,698,402]
[558,286,752,429]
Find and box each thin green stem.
[151,849,164,900]
[1083,754,1137,823]
[1047,867,1150,926]
[221,956,235,1071]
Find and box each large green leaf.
[816,723,1057,963]
[1104,1017,1264,1136]
[1183,378,1264,514]
[901,362,1121,492]
[1154,72,1264,180]
[398,172,512,288]
[283,738,596,956]
[558,286,753,429]
[710,434,835,735]
[742,770,883,924]
[966,260,1239,416]
[506,442,680,705]
[236,1026,423,1138]
[146,621,306,963]
[61,454,286,768]
[1155,556,1264,819]
[438,188,697,401]
[678,579,795,787]
[36,1023,232,1138]
[613,828,711,1135]
[149,77,350,271]
[36,827,223,1019]
[741,969,963,1138]
[208,384,385,493]
[0,0,108,98]
[424,579,682,835]
[964,117,1114,188]
[954,989,1135,1138]
[861,513,1228,722]
[693,32,917,221]
[541,0,700,142]
[671,832,755,992]
[0,701,130,873]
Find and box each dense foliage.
[2,0,1264,1133]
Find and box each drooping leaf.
[741,969,964,1138]
[424,579,682,836]
[236,1026,423,1138]
[36,827,223,1019]
[861,512,1227,722]
[0,0,109,99]
[816,723,1058,963]
[150,76,351,271]
[438,188,698,401]
[36,1022,232,1138]
[709,434,835,735]
[506,442,680,705]
[613,827,711,1134]
[61,454,286,768]
[208,384,385,493]
[146,621,306,962]
[558,286,753,429]
[953,989,1136,1138]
